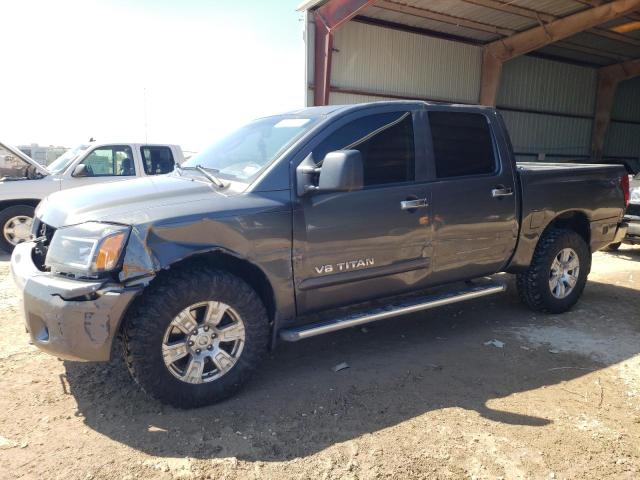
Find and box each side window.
[428,111,496,178]
[141,146,175,175]
[82,146,135,176]
[313,112,415,187]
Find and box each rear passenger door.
[293,108,433,314]
[428,109,518,282]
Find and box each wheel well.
[164,251,277,325]
[0,199,41,212]
[544,211,590,245]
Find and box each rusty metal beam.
[485,0,640,62]
[592,57,640,159]
[479,0,640,105]
[461,0,640,46]
[573,0,640,21]
[313,0,375,106]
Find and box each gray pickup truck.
[11,102,628,408]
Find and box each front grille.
[31,219,55,271]
[32,218,56,243]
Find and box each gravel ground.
[0,247,639,480]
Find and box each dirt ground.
[1,247,639,480]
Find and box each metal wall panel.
[497,56,597,116]
[329,91,397,105]
[611,77,640,122]
[330,21,482,104]
[500,110,592,157]
[604,122,640,157]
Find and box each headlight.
[45,222,130,277]
[631,186,640,205]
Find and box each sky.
[1,0,306,153]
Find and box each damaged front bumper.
[10,241,140,362]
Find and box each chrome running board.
[279,280,506,342]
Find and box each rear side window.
[313,112,415,187]
[141,146,175,175]
[429,111,496,178]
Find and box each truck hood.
[0,141,49,178]
[37,174,285,228]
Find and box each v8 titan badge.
[315,258,375,275]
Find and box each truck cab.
[0,141,184,251]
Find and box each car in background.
[607,173,640,250]
[0,141,184,252]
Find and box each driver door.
[64,145,137,188]
[293,108,433,314]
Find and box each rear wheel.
[123,266,269,408]
[0,205,35,253]
[516,228,591,313]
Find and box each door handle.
[400,198,429,210]
[491,187,513,198]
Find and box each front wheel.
[516,228,591,313]
[123,267,269,408]
[0,205,35,253]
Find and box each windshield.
[47,144,90,174]
[182,115,318,182]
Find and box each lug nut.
[196,349,201,354]
[207,345,213,350]
[188,341,194,346]
[192,330,198,335]
[203,325,209,332]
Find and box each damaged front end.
[10,220,157,362]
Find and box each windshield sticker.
[274,118,311,128]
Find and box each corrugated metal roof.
[300,0,640,67]
[570,32,640,58]
[507,0,585,18]
[536,44,612,66]
[383,0,535,31]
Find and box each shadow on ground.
[64,277,640,461]
[604,244,640,262]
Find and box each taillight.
[621,174,630,208]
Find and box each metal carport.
[299,0,640,169]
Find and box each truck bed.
[507,161,627,270]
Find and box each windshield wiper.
[195,165,226,188]
[174,164,226,188]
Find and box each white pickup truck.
[0,141,184,252]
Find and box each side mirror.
[297,150,363,196]
[72,164,90,177]
[318,150,363,193]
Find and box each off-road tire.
[516,228,591,314]
[123,266,269,408]
[605,242,622,252]
[0,205,35,253]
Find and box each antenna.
[143,87,148,143]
